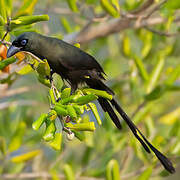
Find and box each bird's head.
[7,32,39,58]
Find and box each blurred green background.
[0,0,180,179]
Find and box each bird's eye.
[21,39,27,46]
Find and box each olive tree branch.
[64,0,179,44]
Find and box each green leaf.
[145,85,168,101]
[0,136,6,155]
[66,122,96,131]
[16,64,33,75]
[111,0,120,11]
[32,113,48,131]
[52,73,63,91]
[54,105,68,116]
[169,120,180,137]
[49,88,56,105]
[36,60,51,77]
[43,121,56,141]
[159,107,180,125]
[66,0,78,12]
[11,150,41,163]
[0,57,16,70]
[172,141,180,155]
[106,159,120,180]
[88,102,102,125]
[0,0,7,20]
[83,88,113,100]
[165,63,180,85]
[12,27,36,36]
[100,0,119,17]
[125,0,144,11]
[37,75,51,87]
[133,55,149,81]
[61,88,71,99]
[74,43,80,48]
[164,1,180,10]
[48,133,62,150]
[0,15,4,26]
[74,94,98,105]
[48,110,57,121]
[122,35,131,57]
[60,17,73,33]
[8,122,26,152]
[5,0,12,16]
[141,31,152,58]
[146,55,164,93]
[16,0,38,17]
[63,164,75,180]
[137,166,153,180]
[59,94,80,105]
[11,15,49,30]
[73,105,84,115]
[71,130,85,141]
[67,105,77,121]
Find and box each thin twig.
[145,26,179,37]
[131,101,147,118]
[0,173,103,180]
[145,0,169,19]
[0,100,38,110]
[0,40,11,45]
[0,87,29,98]
[131,0,155,15]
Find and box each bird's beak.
[7,45,21,58]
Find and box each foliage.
[0,0,180,180]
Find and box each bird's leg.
[71,83,78,94]
[48,69,60,101]
[49,69,53,84]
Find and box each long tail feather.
[98,97,122,129]
[85,78,175,173]
[111,99,175,173]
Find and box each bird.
[7,32,175,173]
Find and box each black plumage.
[7,32,175,173]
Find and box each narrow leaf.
[64,164,75,180]
[61,88,71,99]
[133,55,149,81]
[11,15,49,30]
[146,55,164,93]
[11,150,41,163]
[48,133,62,150]
[83,88,113,100]
[0,57,16,70]
[106,159,121,180]
[165,63,180,85]
[16,64,33,75]
[66,0,78,12]
[100,0,119,17]
[32,113,48,130]
[66,122,96,131]
[137,166,153,180]
[16,0,38,16]
[88,102,102,125]
[43,121,56,141]
[159,107,180,125]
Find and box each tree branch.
[0,173,103,180]
[63,0,180,44]
[66,16,164,44]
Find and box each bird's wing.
[57,40,105,73]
